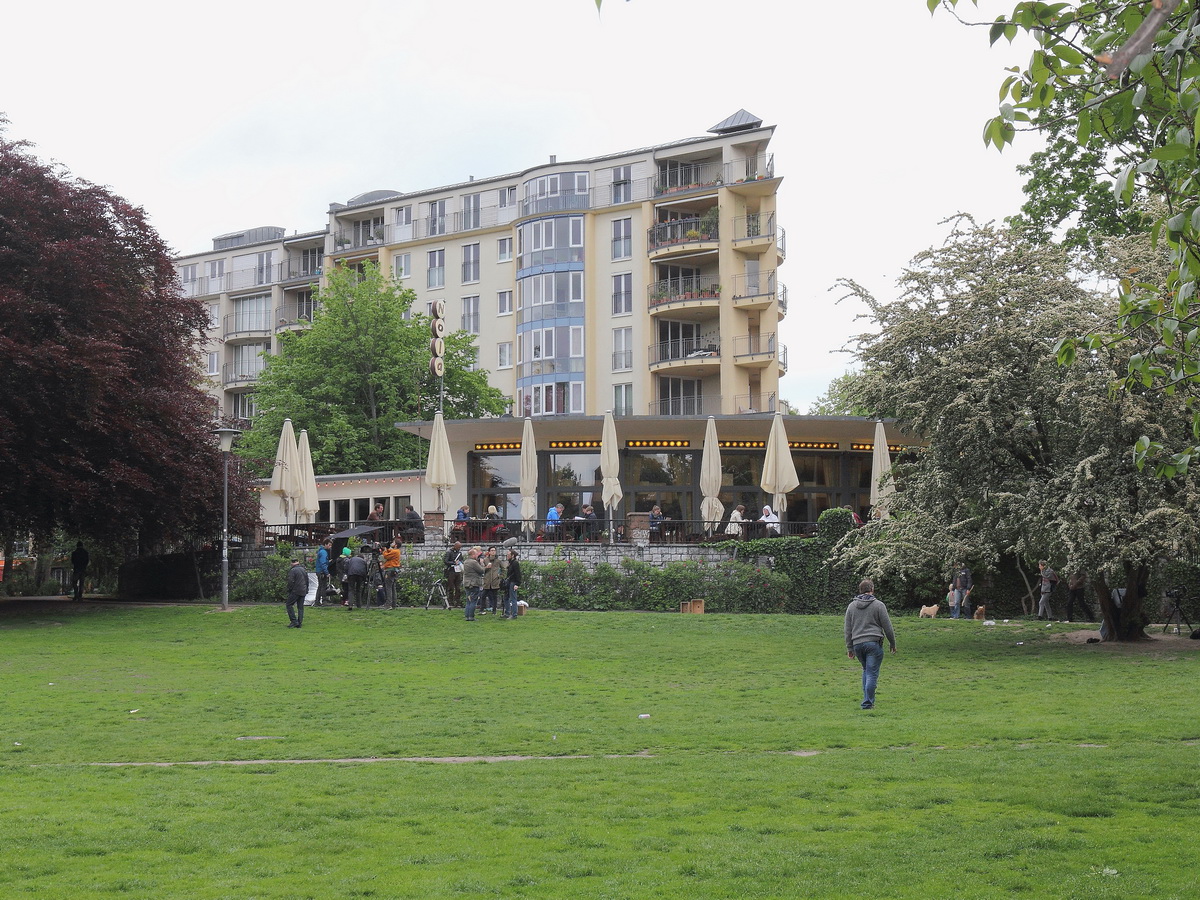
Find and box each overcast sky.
[2,0,1035,411]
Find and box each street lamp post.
[212,427,242,611]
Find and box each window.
[206,351,219,376]
[427,249,445,289]
[207,302,219,330]
[300,247,322,276]
[612,327,632,371]
[233,294,271,332]
[295,289,317,322]
[612,164,631,204]
[354,217,384,246]
[232,342,268,377]
[614,383,633,417]
[395,205,412,225]
[462,243,480,283]
[497,237,513,262]
[179,263,197,283]
[206,259,225,291]
[498,342,513,369]
[462,193,481,230]
[394,252,411,279]
[498,186,517,208]
[461,295,480,334]
[612,218,632,259]
[497,290,513,316]
[612,273,632,315]
[231,392,257,421]
[426,199,447,236]
[570,325,584,358]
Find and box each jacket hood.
[853,594,876,608]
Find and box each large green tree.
[931,0,1200,472]
[839,219,1200,640]
[237,263,506,475]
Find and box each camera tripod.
[1162,588,1195,634]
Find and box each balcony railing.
[778,225,786,259]
[612,349,633,371]
[648,274,722,311]
[655,160,724,195]
[227,264,283,292]
[647,395,715,416]
[725,153,774,185]
[180,275,226,298]
[520,192,591,217]
[647,217,720,252]
[282,260,322,283]
[648,339,720,366]
[732,213,775,242]
[733,392,777,414]
[778,344,789,372]
[732,333,777,357]
[778,284,788,315]
[223,312,273,340]
[516,357,586,378]
[222,361,266,387]
[730,270,778,304]
[275,302,320,330]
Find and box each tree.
[236,262,506,476]
[0,123,259,568]
[807,371,874,416]
[931,0,1200,473]
[839,218,1200,641]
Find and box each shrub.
[229,544,295,604]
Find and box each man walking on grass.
[844,578,896,710]
[286,558,307,628]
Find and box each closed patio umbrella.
[870,420,894,520]
[519,417,538,539]
[269,418,301,523]
[600,410,623,543]
[296,428,320,523]
[425,411,455,512]
[760,411,799,517]
[699,416,724,533]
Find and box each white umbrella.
[870,420,895,520]
[295,428,320,523]
[600,410,623,543]
[269,418,301,523]
[760,411,799,516]
[699,416,724,533]
[425,411,456,511]
[519,417,538,538]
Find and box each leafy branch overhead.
[931,0,1200,472]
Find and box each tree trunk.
[1092,563,1150,642]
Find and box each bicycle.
[426,579,451,610]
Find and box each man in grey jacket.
[844,579,897,710]
[286,558,308,628]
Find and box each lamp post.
[212,426,242,611]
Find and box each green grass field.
[1,601,1197,899]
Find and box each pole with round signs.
[429,298,446,414]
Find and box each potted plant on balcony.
[371,226,385,242]
[699,207,719,238]
[685,229,701,241]
[335,236,350,249]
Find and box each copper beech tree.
[0,123,258,567]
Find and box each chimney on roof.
[550,155,557,164]
[469,175,475,182]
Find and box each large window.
[206,351,219,376]
[497,290,513,316]
[612,326,632,371]
[354,217,384,246]
[522,172,589,215]
[611,218,632,260]
[517,216,584,268]
[612,273,632,315]
[498,342,513,369]
[497,237,513,262]
[522,381,584,417]
[461,295,480,334]
[462,243,480,283]
[427,249,445,289]
[232,342,268,378]
[231,392,257,420]
[233,294,271,332]
[295,289,318,322]
[613,383,633,417]
[656,376,703,415]
[394,252,411,280]
[461,193,481,231]
[612,164,632,204]
[426,199,447,236]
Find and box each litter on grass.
[638,714,651,719]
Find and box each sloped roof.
[709,109,763,134]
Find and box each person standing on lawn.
[462,546,485,621]
[285,558,307,628]
[1037,560,1059,620]
[844,579,896,710]
[70,541,89,601]
[314,539,332,606]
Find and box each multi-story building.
[183,110,786,425]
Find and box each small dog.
[973,605,987,620]
[919,604,939,618]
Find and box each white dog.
[919,604,939,618]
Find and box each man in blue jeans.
[844,579,897,710]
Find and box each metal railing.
[647,216,720,251]
[647,274,722,311]
[516,357,586,378]
[282,260,322,283]
[732,333,777,357]
[274,302,319,330]
[732,392,777,413]
[648,338,720,366]
[222,361,266,387]
[223,312,273,340]
[778,344,788,371]
[732,212,775,242]
[729,269,778,304]
[647,395,716,416]
[612,349,633,370]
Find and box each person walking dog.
[844,578,896,710]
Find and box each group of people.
[442,540,523,620]
[946,560,1097,622]
[723,504,781,537]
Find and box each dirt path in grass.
[1053,628,1200,654]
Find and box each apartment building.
[183,110,786,424]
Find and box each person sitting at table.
[573,505,599,541]
[725,504,746,537]
[545,503,564,539]
[455,505,471,522]
[760,504,781,536]
[484,505,504,539]
[402,505,423,539]
[648,505,668,536]
[367,502,385,522]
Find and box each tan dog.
[973,605,987,620]
[919,604,939,618]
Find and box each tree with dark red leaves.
[0,121,259,568]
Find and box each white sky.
[1,0,1035,411]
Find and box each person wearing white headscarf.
[761,505,780,536]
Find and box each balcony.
[655,159,723,196]
[647,275,722,319]
[647,338,721,376]
[275,302,319,332]
[222,362,266,388]
[520,192,590,217]
[732,392,777,414]
[516,357,587,379]
[223,312,273,342]
[647,217,720,257]
[731,213,775,254]
[591,176,656,207]
[281,260,322,285]
[730,270,779,311]
[647,395,717,416]
[180,274,226,298]
[226,263,283,292]
[732,333,779,369]
[723,153,776,195]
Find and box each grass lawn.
[1,601,1198,898]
